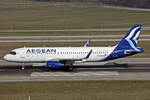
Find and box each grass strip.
[0,2,150,30]
[0,81,150,100]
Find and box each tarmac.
[0,58,150,82]
[0,26,150,32]
[0,35,149,42]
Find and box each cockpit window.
[9,51,16,55]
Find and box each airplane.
[3,24,144,71]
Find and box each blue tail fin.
[116,24,142,51]
[102,24,144,61]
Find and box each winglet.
[84,50,92,59]
[84,40,91,47]
[75,50,92,63]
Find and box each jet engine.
[46,61,63,69]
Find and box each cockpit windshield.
[9,51,16,55]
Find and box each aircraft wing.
[46,50,93,64]
[60,50,93,64]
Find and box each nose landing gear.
[21,63,25,70]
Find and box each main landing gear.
[64,63,75,72]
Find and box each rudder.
[116,24,142,51]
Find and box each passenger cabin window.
[9,51,16,55]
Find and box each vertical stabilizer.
[116,24,142,51]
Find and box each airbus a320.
[4,25,144,71]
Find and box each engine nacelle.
[46,61,63,69]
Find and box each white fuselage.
[3,24,144,70]
[4,46,115,63]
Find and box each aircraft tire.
[64,64,74,72]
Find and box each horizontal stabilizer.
[84,40,91,47]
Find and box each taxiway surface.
[1,26,150,32]
[0,35,150,42]
[0,58,149,82]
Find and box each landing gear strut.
[21,63,25,70]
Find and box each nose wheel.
[21,63,25,70]
[21,66,25,70]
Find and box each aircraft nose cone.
[3,54,9,61]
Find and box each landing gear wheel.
[21,66,25,70]
[21,63,25,70]
[64,64,74,72]
[68,66,74,72]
